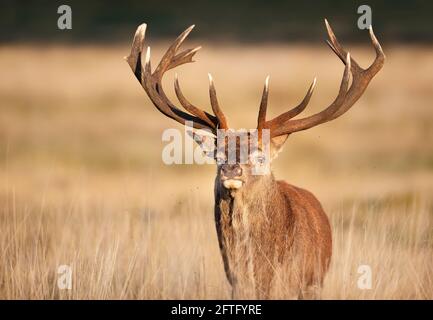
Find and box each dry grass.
[0,41,432,299]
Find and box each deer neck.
[215,173,280,224]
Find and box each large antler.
[125,24,228,134]
[257,19,385,138]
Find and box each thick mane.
[215,174,332,298]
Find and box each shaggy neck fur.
[214,170,295,298]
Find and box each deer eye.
[256,155,266,164]
[250,152,267,165]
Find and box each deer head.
[125,20,385,196]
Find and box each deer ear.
[270,134,289,159]
[186,130,216,157]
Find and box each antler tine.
[257,76,270,131]
[125,23,147,83]
[144,46,152,73]
[174,74,217,128]
[270,53,351,137]
[265,78,316,129]
[168,46,202,71]
[365,25,386,76]
[141,46,208,127]
[153,25,196,78]
[324,19,362,75]
[208,73,229,129]
[267,19,385,138]
[327,22,385,120]
[126,24,224,132]
[151,25,228,131]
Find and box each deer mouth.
[222,179,243,190]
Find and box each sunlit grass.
[0,43,432,299]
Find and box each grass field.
[0,41,432,299]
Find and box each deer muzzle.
[221,164,243,189]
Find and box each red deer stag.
[125,20,385,299]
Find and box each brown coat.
[215,174,332,299]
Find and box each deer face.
[216,148,268,191]
[191,131,289,192]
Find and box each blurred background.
[2,0,433,43]
[0,0,432,299]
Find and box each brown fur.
[214,170,332,299]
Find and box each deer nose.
[221,164,242,178]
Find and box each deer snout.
[221,164,243,189]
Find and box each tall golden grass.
[0,42,432,299]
